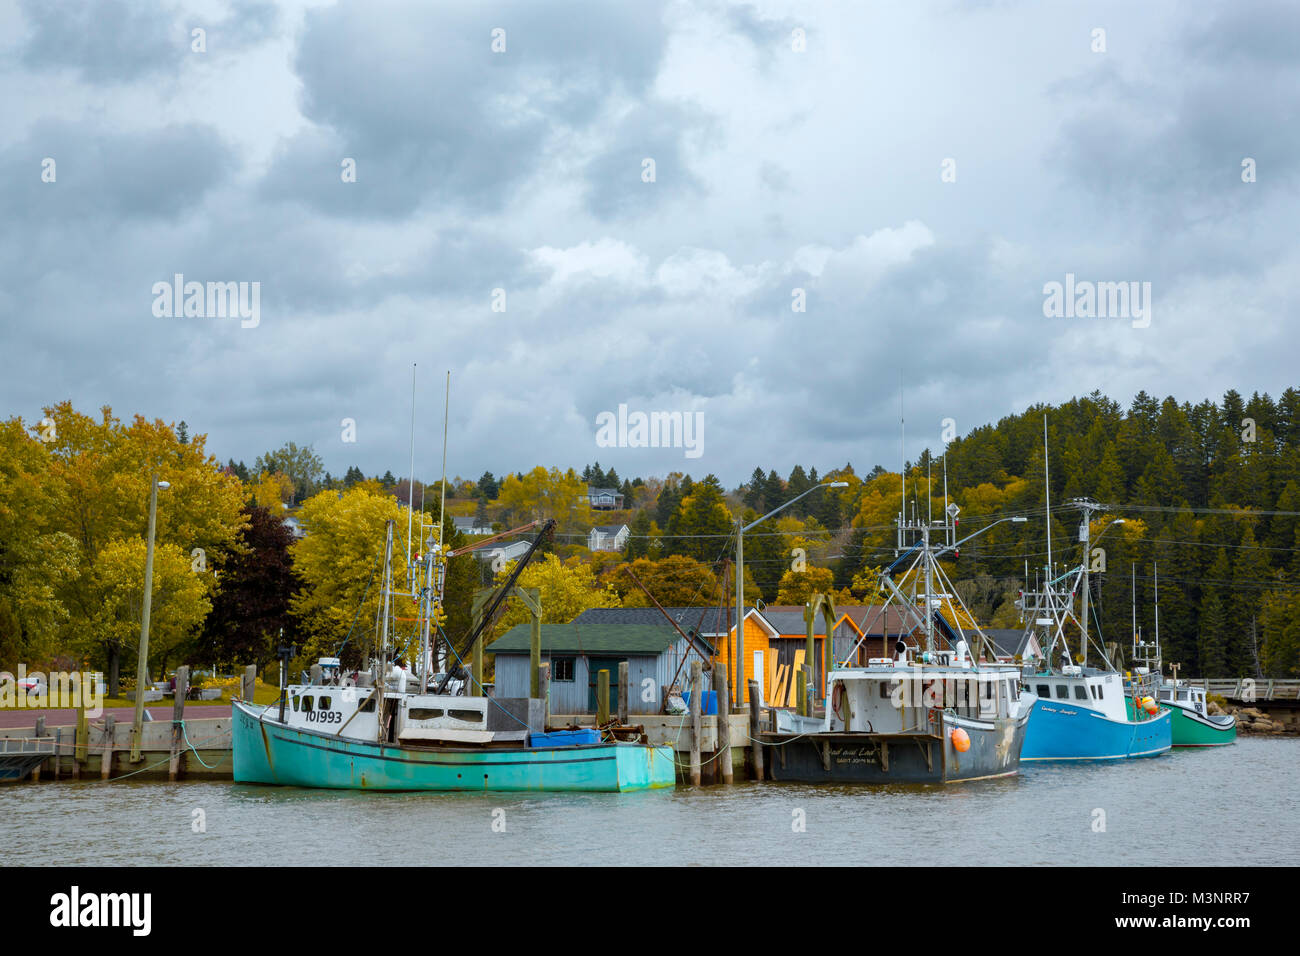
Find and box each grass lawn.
[2,679,282,710]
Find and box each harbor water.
[3,738,1294,866]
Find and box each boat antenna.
[1131,561,1137,661]
[899,379,905,552]
[437,370,450,550]
[1043,414,1052,582]
[1153,559,1161,666]
[407,363,417,587]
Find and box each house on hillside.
[488,622,708,714]
[982,628,1043,664]
[471,539,531,567]
[452,515,493,536]
[585,486,624,510]
[587,524,630,552]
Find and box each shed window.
[553,658,575,682]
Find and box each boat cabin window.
[359,697,376,713]
[553,658,575,682]
[1090,685,1099,699]
[1096,684,1104,699]
[318,696,331,709]
[880,681,891,699]
[1055,685,1069,699]
[409,708,444,720]
[291,694,300,712]
[301,695,314,712]
[448,709,483,723]
[1073,686,1088,701]
[1036,684,1051,698]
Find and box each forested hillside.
[4,388,1298,683]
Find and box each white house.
[452,515,493,536]
[588,524,630,552]
[472,539,531,566]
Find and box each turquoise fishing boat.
[232,518,674,793]
[231,698,674,792]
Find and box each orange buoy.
[950,727,971,752]
[1143,697,1159,715]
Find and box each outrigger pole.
[432,519,556,695]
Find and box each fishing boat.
[233,374,674,792]
[1017,443,1171,760]
[233,519,674,792]
[1122,564,1236,747]
[759,465,1032,784]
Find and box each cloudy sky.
[1,0,1296,486]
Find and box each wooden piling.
[242,664,257,702]
[747,679,764,781]
[538,662,550,721]
[73,689,88,779]
[713,664,733,784]
[100,715,116,780]
[618,661,629,723]
[689,660,702,786]
[597,669,610,724]
[32,716,45,782]
[53,727,61,780]
[169,665,189,781]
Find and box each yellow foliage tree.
[86,536,213,684]
[290,485,421,666]
[493,554,621,632]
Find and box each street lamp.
[735,480,848,707]
[130,475,170,762]
[940,514,1027,559]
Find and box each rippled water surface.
[3,739,1294,865]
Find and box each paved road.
[0,704,232,729]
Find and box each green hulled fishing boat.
[1124,684,1236,747]
[1122,562,1236,747]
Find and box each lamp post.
[735,480,848,708]
[130,475,170,763]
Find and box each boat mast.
[1153,560,1161,673]
[1131,562,1137,663]
[407,364,417,589]
[378,520,394,742]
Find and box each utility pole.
[130,475,168,763]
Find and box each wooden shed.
[488,622,710,715]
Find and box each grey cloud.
[261,0,674,218]
[0,120,235,222]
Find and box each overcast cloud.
[1,0,1296,485]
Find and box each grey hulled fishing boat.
[759,473,1032,784]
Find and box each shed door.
[588,657,623,714]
